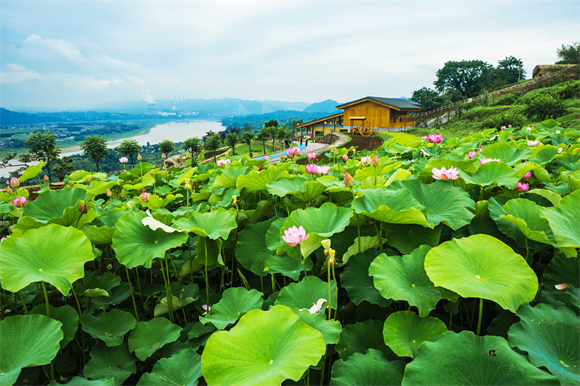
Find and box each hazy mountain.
[302,99,341,114]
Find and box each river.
[1,120,224,177]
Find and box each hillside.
[302,99,340,114]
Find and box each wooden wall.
[343,101,392,128]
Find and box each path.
[258,133,350,163]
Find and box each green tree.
[52,156,75,182]
[80,136,109,172]
[117,139,140,165]
[264,119,279,129]
[256,129,269,155]
[494,56,526,87]
[25,130,61,181]
[226,133,239,155]
[183,137,202,166]
[205,134,222,164]
[159,140,176,156]
[243,123,252,133]
[241,132,255,157]
[556,42,580,64]
[434,60,494,99]
[411,87,444,111]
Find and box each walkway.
[257,133,350,163]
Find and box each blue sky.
[1,1,578,111]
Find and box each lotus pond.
[0,119,579,386]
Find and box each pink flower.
[371,155,379,167]
[526,127,532,131]
[428,134,444,144]
[467,151,476,159]
[422,136,427,140]
[432,167,460,181]
[516,182,529,192]
[478,148,483,153]
[44,175,49,181]
[342,154,348,161]
[556,130,561,134]
[106,189,113,197]
[360,156,371,165]
[317,166,330,175]
[217,159,231,166]
[527,140,540,146]
[307,152,317,159]
[162,153,166,159]
[137,154,142,161]
[6,186,11,194]
[119,157,129,163]
[141,192,151,202]
[508,125,512,128]
[10,177,20,188]
[523,171,532,179]
[305,164,319,174]
[555,283,569,290]
[480,158,501,165]
[344,172,354,187]
[500,126,506,130]
[282,225,308,246]
[0,237,6,243]
[558,148,563,153]
[286,147,300,156]
[13,197,27,207]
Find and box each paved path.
[259,133,351,163]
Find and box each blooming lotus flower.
[282,225,308,246]
[141,192,151,202]
[555,283,569,290]
[79,204,88,214]
[556,130,561,134]
[526,127,532,131]
[344,172,354,187]
[422,136,428,140]
[432,167,460,181]
[137,154,142,161]
[299,299,327,314]
[371,155,379,167]
[500,126,506,130]
[558,148,563,153]
[13,197,27,207]
[10,177,20,188]
[428,134,444,143]
[202,304,211,313]
[360,156,371,165]
[527,140,540,146]
[307,152,317,159]
[523,171,532,179]
[342,154,348,161]
[216,159,231,166]
[478,148,483,153]
[305,164,319,174]
[106,189,113,197]
[479,158,501,165]
[119,157,129,163]
[317,166,330,175]
[516,182,529,192]
[467,151,476,159]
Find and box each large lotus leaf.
[0,224,94,295]
[281,203,353,238]
[478,143,532,165]
[48,377,115,386]
[531,145,559,164]
[352,188,428,226]
[541,190,580,248]
[461,161,519,188]
[201,305,325,386]
[154,295,196,317]
[541,254,579,309]
[499,198,555,245]
[524,189,562,207]
[112,211,188,268]
[22,188,86,223]
[236,218,276,277]
[402,331,560,385]
[383,224,442,255]
[267,177,307,197]
[173,208,237,240]
[83,342,137,386]
[128,318,182,361]
[293,180,327,202]
[48,202,98,228]
[82,226,117,245]
[29,304,78,349]
[336,320,397,361]
[508,303,579,385]
[137,349,202,386]
[195,236,223,266]
[0,314,63,386]
[369,246,458,317]
[265,217,286,251]
[81,308,137,347]
[340,249,391,307]
[19,160,46,182]
[330,349,405,386]
[84,272,121,293]
[275,276,337,310]
[200,287,264,330]
[236,165,290,198]
[383,311,447,358]
[264,255,313,281]
[424,234,538,312]
[341,235,386,266]
[294,309,342,345]
[488,197,536,248]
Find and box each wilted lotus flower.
[344,172,354,187]
[119,157,129,163]
[305,164,319,174]
[282,225,308,246]
[527,140,540,146]
[555,283,569,290]
[141,192,151,202]
[137,154,142,161]
[432,167,460,181]
[479,158,501,165]
[106,189,113,197]
[299,299,327,314]
[516,182,529,192]
[342,154,348,161]
[428,134,443,143]
[467,151,476,159]
[317,166,330,175]
[13,197,27,207]
[360,156,371,165]
[216,159,231,166]
[307,152,317,159]
[371,155,379,167]
[523,171,532,179]
[10,177,20,188]
[79,204,88,214]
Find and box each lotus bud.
[141,192,151,202]
[555,283,569,290]
[10,177,20,188]
[184,183,192,190]
[342,154,348,161]
[106,189,113,197]
[344,172,354,188]
[328,249,336,267]
[79,204,88,214]
[232,195,237,206]
[321,239,331,249]
[137,154,142,161]
[372,155,379,167]
[44,175,49,181]
[523,171,532,179]
[6,186,12,194]
[162,153,166,159]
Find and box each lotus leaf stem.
[476,298,483,335]
[18,291,28,314]
[125,266,140,322]
[327,258,332,320]
[41,282,54,381]
[204,240,210,308]
[165,257,175,321]
[159,258,174,322]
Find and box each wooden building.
[532,64,576,79]
[298,97,421,137]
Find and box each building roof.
[532,64,576,76]
[336,97,421,111]
[297,112,344,128]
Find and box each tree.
[256,129,269,155]
[264,119,279,129]
[229,126,241,136]
[117,139,140,165]
[556,42,580,64]
[411,87,444,111]
[52,156,75,182]
[434,60,494,99]
[205,134,222,164]
[80,136,109,172]
[226,133,239,155]
[243,123,252,133]
[494,56,526,87]
[25,130,61,181]
[183,137,202,166]
[159,140,175,156]
[241,132,255,157]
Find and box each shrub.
[556,81,580,100]
[482,110,527,129]
[524,95,567,120]
[493,93,519,106]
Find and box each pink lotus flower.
[555,283,569,290]
[478,148,483,153]
[344,172,354,187]
[106,189,113,197]
[13,197,27,207]
[307,152,317,159]
[141,192,151,202]
[360,156,371,165]
[217,159,231,166]
[508,125,512,128]
[467,151,476,159]
[480,158,501,165]
[119,157,129,163]
[286,147,300,156]
[558,148,563,153]
[556,130,561,134]
[162,153,166,159]
[342,154,348,161]
[500,126,506,130]
[523,171,532,179]
[1,237,6,243]
[282,225,308,246]
[428,134,444,144]
[371,155,379,167]
[317,166,330,175]
[516,182,529,192]
[10,177,20,188]
[432,167,460,181]
[526,127,532,131]
[422,136,427,140]
[527,140,540,146]
[305,164,319,174]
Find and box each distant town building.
[147,103,158,115]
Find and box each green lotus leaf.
[461,161,519,188]
[85,272,121,293]
[236,165,290,198]
[0,224,94,295]
[341,235,385,266]
[101,283,131,307]
[83,288,110,297]
[154,295,196,317]
[294,180,327,202]
[201,305,326,386]
[488,197,535,248]
[22,188,87,223]
[48,201,99,228]
[264,255,313,281]
[128,318,182,361]
[370,246,458,317]
[275,276,337,310]
[81,309,137,347]
[424,234,538,312]
[0,314,63,386]
[282,202,353,238]
[383,224,442,255]
[29,304,79,349]
[112,211,188,268]
[388,180,475,230]
[340,249,391,307]
[294,309,342,345]
[353,161,401,180]
[541,190,580,248]
[541,254,579,309]
[267,177,308,197]
[524,189,562,207]
[508,303,579,385]
[499,198,555,245]
[83,342,137,386]
[352,188,429,226]
[402,331,560,385]
[137,349,203,386]
[530,145,559,164]
[478,143,532,165]
[383,311,447,358]
[336,320,397,361]
[82,225,117,245]
[236,218,277,277]
[200,287,264,330]
[173,208,237,240]
[19,161,46,182]
[195,236,223,266]
[330,349,405,386]
[48,377,115,386]
[265,217,286,251]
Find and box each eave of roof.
[297,112,344,128]
[336,97,421,111]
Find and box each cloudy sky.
[1,0,577,111]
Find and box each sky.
[1,0,578,111]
